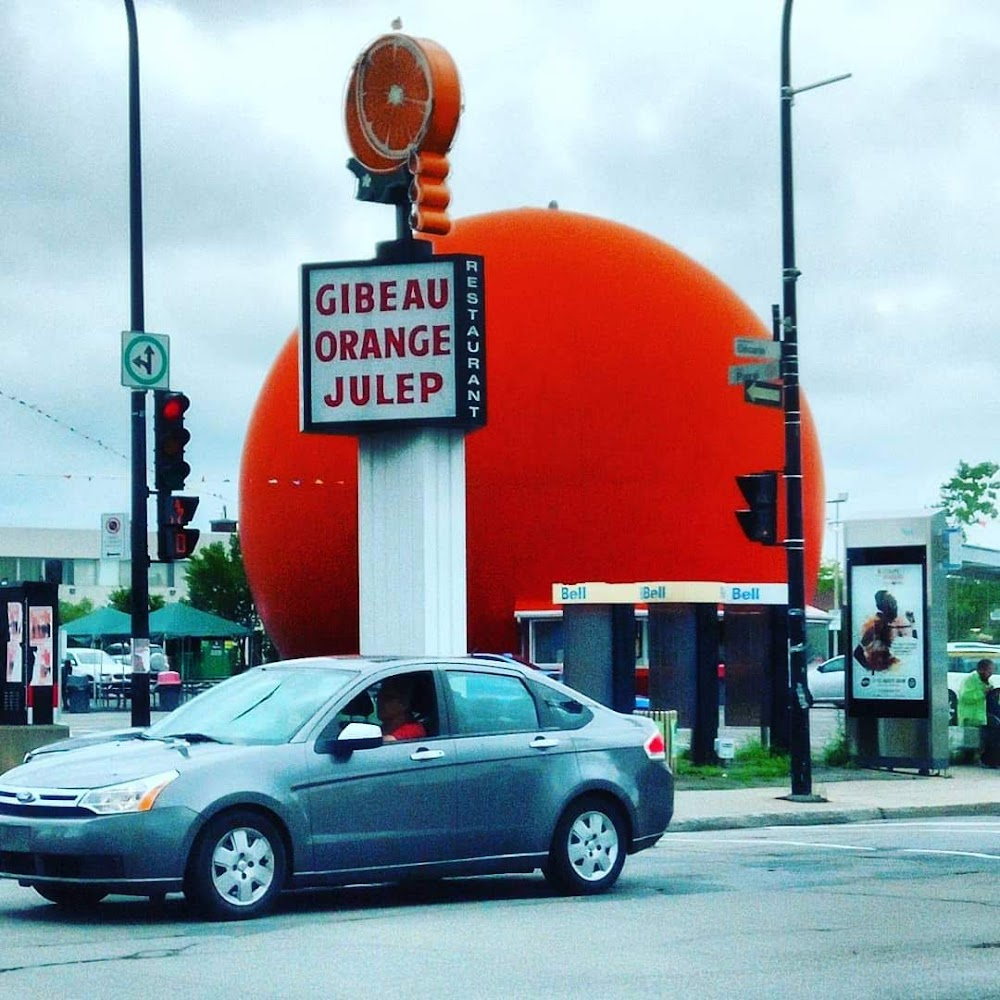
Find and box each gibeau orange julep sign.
[300,31,485,434]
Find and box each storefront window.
[73,560,98,586]
[531,620,564,666]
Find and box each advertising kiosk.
[1,581,68,773]
[844,512,950,771]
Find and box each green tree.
[108,588,166,614]
[59,597,94,624]
[814,558,839,606]
[183,535,254,628]
[936,460,1000,534]
[183,534,275,663]
[947,576,1000,642]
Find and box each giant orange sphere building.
[239,208,825,658]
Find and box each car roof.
[70,648,113,658]
[258,654,536,677]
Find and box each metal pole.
[779,0,812,798]
[125,0,151,727]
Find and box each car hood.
[1,736,233,789]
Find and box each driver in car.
[376,676,427,741]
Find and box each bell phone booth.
[555,581,722,764]
[844,512,950,771]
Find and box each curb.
[665,801,1000,834]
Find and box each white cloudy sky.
[2,0,999,555]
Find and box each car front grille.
[0,786,84,815]
[0,803,93,819]
[0,851,124,879]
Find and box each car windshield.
[145,667,357,744]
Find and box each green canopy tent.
[148,604,251,682]
[61,606,131,644]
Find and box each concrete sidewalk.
[668,765,999,833]
[58,709,1000,834]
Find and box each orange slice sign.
[345,33,462,172]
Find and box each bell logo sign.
[300,255,486,434]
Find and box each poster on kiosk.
[846,545,928,718]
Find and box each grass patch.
[820,725,854,768]
[675,739,791,787]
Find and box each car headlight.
[79,770,179,815]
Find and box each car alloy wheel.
[545,795,626,895]
[186,810,286,920]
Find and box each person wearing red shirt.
[376,676,427,742]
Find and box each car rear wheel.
[544,796,626,895]
[33,883,107,908]
[185,810,285,921]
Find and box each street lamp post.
[827,492,849,616]
[125,0,151,727]
[779,0,850,799]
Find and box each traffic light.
[154,391,191,492]
[157,494,200,562]
[408,151,452,235]
[735,471,779,545]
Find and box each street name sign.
[728,360,780,385]
[733,337,781,360]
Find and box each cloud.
[1,0,998,553]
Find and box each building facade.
[0,526,233,610]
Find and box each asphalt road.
[0,817,996,999]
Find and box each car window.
[445,670,539,736]
[328,670,439,741]
[148,667,357,744]
[527,678,593,731]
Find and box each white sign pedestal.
[358,427,467,656]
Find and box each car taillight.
[643,730,666,761]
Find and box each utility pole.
[779,0,850,798]
[125,0,151,727]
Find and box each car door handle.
[530,736,560,749]
[409,748,445,761]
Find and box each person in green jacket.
[957,658,994,726]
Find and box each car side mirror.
[316,721,384,756]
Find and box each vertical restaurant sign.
[300,255,485,434]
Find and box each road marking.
[664,837,875,852]
[900,848,1000,861]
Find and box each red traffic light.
[154,392,192,492]
[161,395,188,422]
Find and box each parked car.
[806,643,1000,721]
[807,655,846,707]
[62,648,123,697]
[0,655,673,920]
[946,642,1000,725]
[103,641,169,673]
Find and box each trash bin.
[64,675,91,714]
[157,670,182,711]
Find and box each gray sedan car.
[0,656,673,920]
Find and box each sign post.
[299,31,483,657]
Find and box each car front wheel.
[544,796,626,895]
[185,810,286,921]
[33,883,107,908]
